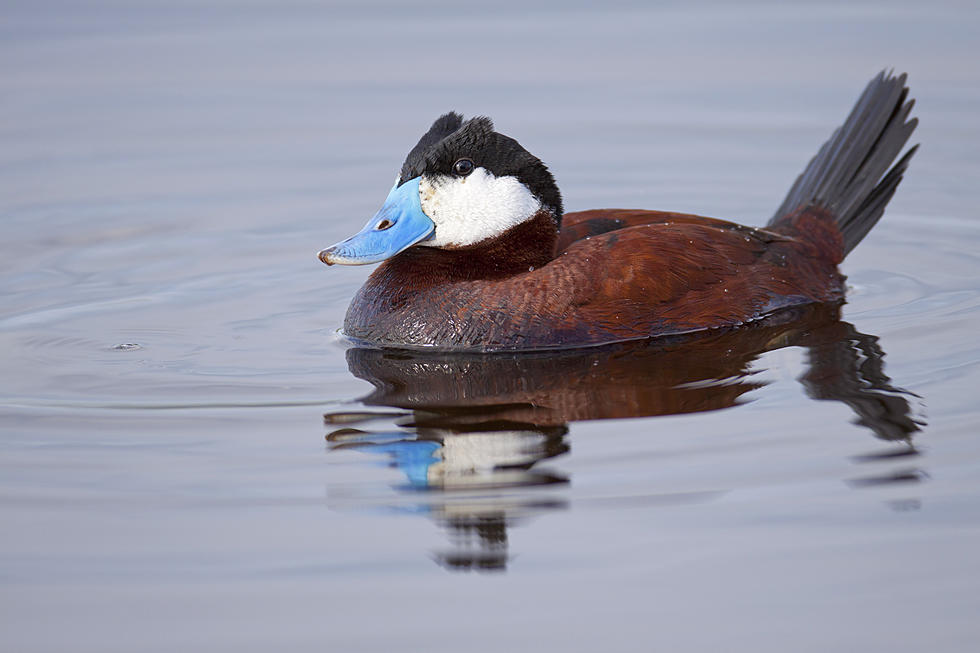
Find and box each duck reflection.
[324,303,923,571]
[326,421,570,572]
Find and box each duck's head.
[318,112,562,266]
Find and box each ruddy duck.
[319,71,917,352]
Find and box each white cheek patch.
[418,167,542,248]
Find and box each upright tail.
[769,71,918,256]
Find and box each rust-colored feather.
[344,208,846,351]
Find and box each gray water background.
[2,1,979,651]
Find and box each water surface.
[2,2,980,651]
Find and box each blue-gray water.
[2,2,979,651]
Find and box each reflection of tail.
[769,71,918,256]
[800,321,923,441]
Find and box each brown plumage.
[344,206,847,349]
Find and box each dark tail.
[769,71,918,256]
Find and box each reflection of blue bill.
[358,440,442,488]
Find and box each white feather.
[418,167,541,248]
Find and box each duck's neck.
[383,209,560,283]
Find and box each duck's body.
[344,207,846,349]
[320,72,917,352]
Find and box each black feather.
[399,112,463,184]
[398,113,564,220]
[770,71,919,256]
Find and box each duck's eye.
[453,158,474,177]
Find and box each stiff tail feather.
[769,71,918,256]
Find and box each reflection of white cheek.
[420,169,541,248]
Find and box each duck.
[318,71,918,352]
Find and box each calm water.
[2,2,980,651]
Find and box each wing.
[557,208,777,252]
[517,217,845,345]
